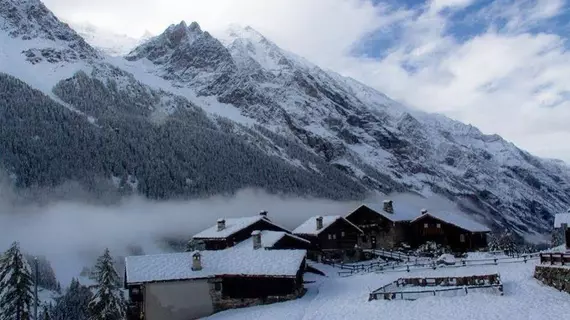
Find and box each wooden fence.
[336,253,540,277]
[539,253,570,266]
[369,274,503,301]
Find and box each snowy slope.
[66,21,150,56]
[1,0,570,240]
[122,21,570,238]
[206,262,569,320]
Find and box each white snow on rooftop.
[413,212,491,233]
[125,248,306,284]
[292,216,362,235]
[554,212,570,228]
[356,202,421,222]
[193,216,285,239]
[234,231,311,250]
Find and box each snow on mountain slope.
[123,21,570,238]
[67,21,150,56]
[1,0,569,240]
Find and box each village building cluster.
[124,200,492,320]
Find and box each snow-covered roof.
[233,231,311,250]
[355,202,420,222]
[554,212,570,228]
[125,248,307,284]
[412,212,491,233]
[193,216,286,239]
[292,215,363,235]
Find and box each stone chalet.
[191,212,290,250]
[125,243,307,320]
[554,210,570,250]
[345,200,418,249]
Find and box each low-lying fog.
[0,183,462,285]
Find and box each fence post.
[407,265,410,273]
[494,258,498,265]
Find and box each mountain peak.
[0,0,98,62]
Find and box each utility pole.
[34,256,38,320]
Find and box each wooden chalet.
[292,215,364,250]
[125,247,307,320]
[192,211,289,250]
[345,200,418,249]
[233,230,315,251]
[554,210,570,250]
[409,210,491,252]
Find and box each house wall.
[272,236,314,250]
[346,206,409,249]
[144,279,214,320]
[410,215,488,252]
[316,219,360,250]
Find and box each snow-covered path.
[206,262,569,320]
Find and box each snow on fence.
[539,253,570,266]
[368,274,503,301]
[336,253,540,277]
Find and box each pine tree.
[88,249,126,320]
[40,304,52,320]
[52,278,92,320]
[0,242,35,320]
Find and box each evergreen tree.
[0,242,35,320]
[52,278,92,320]
[88,249,126,320]
[40,304,52,320]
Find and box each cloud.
[41,0,570,162]
[0,188,361,284]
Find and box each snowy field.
[206,261,569,320]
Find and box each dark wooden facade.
[566,228,570,250]
[195,219,289,250]
[271,235,315,251]
[295,218,362,250]
[220,259,305,299]
[345,205,410,249]
[409,214,488,252]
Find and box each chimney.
[191,251,202,271]
[259,210,268,218]
[316,216,324,230]
[217,219,226,231]
[252,230,262,250]
[421,209,428,215]
[383,200,394,214]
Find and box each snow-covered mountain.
[1,0,569,241]
[66,21,151,56]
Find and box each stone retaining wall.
[534,265,570,294]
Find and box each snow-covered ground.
[206,261,569,320]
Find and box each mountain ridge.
[1,1,569,242]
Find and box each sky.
[42,0,570,162]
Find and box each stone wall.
[534,265,570,294]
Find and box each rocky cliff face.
[1,0,569,240]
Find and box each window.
[424,223,429,228]
[328,234,332,240]
[436,223,441,229]
[341,231,345,237]
[460,234,465,243]
[332,234,337,240]
[362,235,368,242]
[214,282,222,291]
